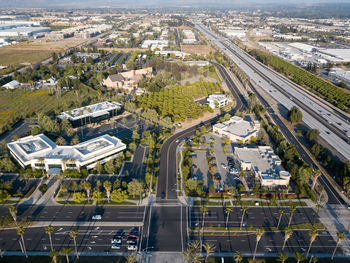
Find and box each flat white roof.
[8,133,125,165]
[215,116,258,138]
[58,101,122,121]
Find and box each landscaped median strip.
[189,222,326,233]
[3,221,144,229]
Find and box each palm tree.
[45,225,54,251]
[183,248,192,263]
[331,231,345,260]
[315,203,323,213]
[69,158,76,170]
[312,169,322,191]
[61,247,73,263]
[253,228,264,260]
[277,253,288,263]
[294,252,306,263]
[277,209,285,228]
[61,158,68,171]
[225,207,232,228]
[234,251,243,263]
[200,206,208,235]
[103,180,112,203]
[17,226,27,258]
[81,181,92,201]
[192,253,202,263]
[9,205,17,225]
[240,205,248,230]
[69,229,79,259]
[282,227,293,251]
[288,205,297,227]
[306,227,319,257]
[202,242,215,262]
[125,253,137,263]
[38,157,46,177]
[49,249,59,263]
[311,256,318,263]
[189,240,201,254]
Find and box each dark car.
[161,192,165,199]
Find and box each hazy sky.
[3,0,350,8]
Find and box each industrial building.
[213,116,260,142]
[58,101,122,127]
[8,134,126,172]
[235,146,291,187]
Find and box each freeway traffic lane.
[0,205,145,223]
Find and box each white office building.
[8,134,126,172]
[213,116,260,142]
[207,94,228,109]
[235,146,291,187]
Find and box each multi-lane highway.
[195,21,350,161]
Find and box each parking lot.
[190,134,247,192]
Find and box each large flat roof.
[8,133,125,165]
[58,101,122,121]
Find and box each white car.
[111,238,122,244]
[128,244,137,251]
[111,244,121,249]
[91,215,102,220]
[221,163,227,169]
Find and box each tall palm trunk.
[21,235,27,258]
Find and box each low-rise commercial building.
[235,146,291,187]
[8,134,126,172]
[207,94,228,109]
[58,101,122,127]
[213,116,260,142]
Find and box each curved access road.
[156,63,246,202]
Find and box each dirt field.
[0,38,86,66]
[181,44,212,55]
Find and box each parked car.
[191,164,197,169]
[91,215,102,220]
[221,163,227,169]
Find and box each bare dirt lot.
[0,38,86,66]
[181,44,212,55]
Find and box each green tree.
[306,129,320,142]
[9,205,17,225]
[80,181,91,201]
[294,252,306,263]
[282,227,293,251]
[104,159,115,175]
[111,189,128,203]
[129,142,137,152]
[94,162,103,174]
[253,228,264,260]
[234,251,243,263]
[72,192,86,203]
[49,249,59,263]
[331,231,345,260]
[277,209,285,228]
[45,225,54,251]
[103,181,112,202]
[56,137,66,146]
[202,242,215,262]
[312,169,322,191]
[17,226,27,258]
[127,179,144,198]
[125,253,137,263]
[306,227,319,257]
[61,247,73,263]
[0,190,10,203]
[69,229,79,259]
[288,106,303,123]
[277,253,288,263]
[92,191,104,203]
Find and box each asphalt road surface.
[0,204,145,223]
[0,226,139,254]
[157,63,246,202]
